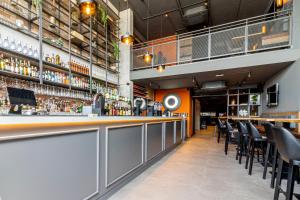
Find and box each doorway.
[193,95,227,134]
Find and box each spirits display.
[0,54,39,77]
[69,60,89,75]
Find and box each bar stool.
[272,126,300,200]
[236,121,248,164]
[262,123,277,188]
[216,118,226,143]
[245,122,267,175]
[224,121,238,155]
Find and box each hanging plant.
[98,5,108,26]
[112,41,120,60]
[32,0,42,14]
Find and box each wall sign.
[163,94,181,111]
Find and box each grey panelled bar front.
[0,117,184,200]
[146,123,164,161]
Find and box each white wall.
[262,59,300,113]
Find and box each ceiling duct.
[184,5,208,26]
[201,81,227,91]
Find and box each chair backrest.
[216,118,224,129]
[237,121,248,135]
[272,126,300,162]
[263,122,274,142]
[225,121,233,132]
[246,122,261,138]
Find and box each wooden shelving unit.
[227,88,261,117]
[0,0,120,93]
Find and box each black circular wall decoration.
[163,94,181,111]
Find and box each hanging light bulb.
[276,0,283,8]
[261,24,267,34]
[121,0,134,45]
[79,0,96,16]
[121,32,134,45]
[143,51,153,63]
[157,64,165,72]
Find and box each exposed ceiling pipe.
[143,1,206,20]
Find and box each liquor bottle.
[28,46,33,57]
[15,59,19,74]
[55,54,60,65]
[27,61,31,76]
[0,54,4,71]
[24,61,28,76]
[19,60,23,75]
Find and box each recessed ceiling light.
[164,13,168,17]
[216,74,224,77]
[204,2,208,6]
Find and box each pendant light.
[276,0,283,8]
[121,0,134,45]
[156,14,165,72]
[157,64,165,72]
[143,0,153,63]
[261,24,267,34]
[79,0,96,16]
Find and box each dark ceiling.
[134,62,291,90]
[111,0,273,41]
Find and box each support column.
[119,9,133,100]
[292,0,300,48]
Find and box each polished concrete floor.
[109,127,297,200]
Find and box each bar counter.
[0,116,186,200]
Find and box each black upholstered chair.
[236,121,248,164]
[216,118,226,143]
[272,126,300,200]
[262,123,277,189]
[224,121,238,155]
[245,122,267,175]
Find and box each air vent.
[201,81,227,90]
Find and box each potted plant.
[251,94,258,105]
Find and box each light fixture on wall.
[79,0,96,16]
[121,0,134,45]
[157,64,165,72]
[143,0,153,63]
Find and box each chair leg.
[249,143,255,175]
[274,157,283,200]
[239,135,244,164]
[271,147,278,189]
[263,142,271,179]
[245,139,251,169]
[236,134,241,160]
[286,161,295,200]
[257,146,260,162]
[225,132,229,155]
[218,129,221,143]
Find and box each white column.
[292,0,300,48]
[119,9,133,100]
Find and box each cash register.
[7,87,37,115]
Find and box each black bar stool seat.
[273,126,300,200]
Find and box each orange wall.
[155,88,193,137]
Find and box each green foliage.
[112,41,120,60]
[98,5,108,26]
[32,0,42,13]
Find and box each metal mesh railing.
[132,10,292,70]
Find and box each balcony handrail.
[133,9,292,49]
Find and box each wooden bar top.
[0,116,183,131]
[219,116,300,123]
